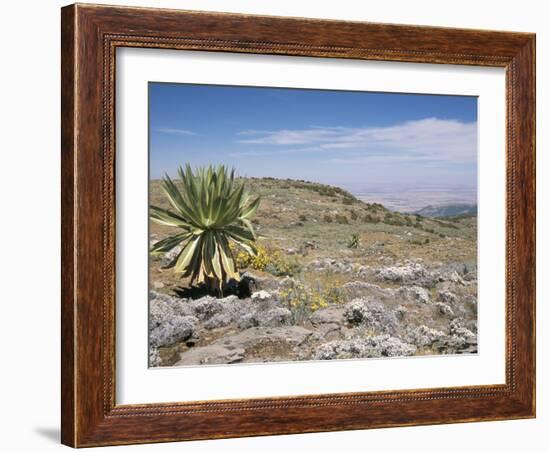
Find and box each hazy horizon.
[149,82,477,211]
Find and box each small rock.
[203,312,234,330]
[446,271,466,285]
[160,245,182,267]
[435,302,454,317]
[254,307,292,327]
[313,335,416,360]
[376,262,439,287]
[344,299,398,334]
[251,290,273,302]
[149,314,197,349]
[450,319,477,344]
[176,345,246,365]
[149,291,199,352]
[194,297,224,320]
[406,325,446,347]
[438,290,458,305]
[399,286,431,304]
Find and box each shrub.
[383,213,405,226]
[347,233,360,249]
[298,214,307,222]
[150,164,260,295]
[279,278,346,323]
[279,282,313,324]
[363,214,379,224]
[310,284,346,312]
[323,214,333,223]
[433,218,459,230]
[278,179,359,204]
[234,243,301,277]
[410,237,430,246]
[335,214,349,224]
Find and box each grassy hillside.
[415,203,477,218]
[149,177,476,293]
[149,176,478,366]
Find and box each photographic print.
[148,83,478,367]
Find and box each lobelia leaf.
[149,164,261,295]
[150,232,191,254]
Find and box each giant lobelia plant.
[150,164,260,295]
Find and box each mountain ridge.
[415,203,477,218]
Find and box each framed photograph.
[61,3,535,447]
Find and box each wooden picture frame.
[61,3,535,447]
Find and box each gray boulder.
[310,306,345,326]
[449,319,477,347]
[175,326,312,366]
[241,271,280,291]
[438,290,458,305]
[344,299,398,334]
[435,302,454,317]
[193,296,238,320]
[313,335,416,360]
[405,325,446,347]
[176,345,246,366]
[149,292,198,350]
[398,286,431,304]
[184,291,291,330]
[343,281,394,299]
[149,315,197,349]
[376,261,440,287]
[251,290,274,302]
[308,306,345,340]
[405,321,477,354]
[238,307,292,329]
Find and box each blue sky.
[149,83,477,194]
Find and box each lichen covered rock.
[313,335,416,360]
[343,298,398,334]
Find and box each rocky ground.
[149,177,477,367]
[149,259,477,367]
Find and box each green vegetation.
[347,233,360,249]
[259,177,358,204]
[149,164,260,295]
[149,175,477,298]
[335,214,349,224]
[279,275,347,323]
[234,243,302,277]
[363,213,380,224]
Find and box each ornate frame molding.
[62,4,535,447]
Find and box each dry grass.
[149,177,477,296]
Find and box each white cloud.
[155,128,197,136]
[236,118,477,163]
[238,128,341,145]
